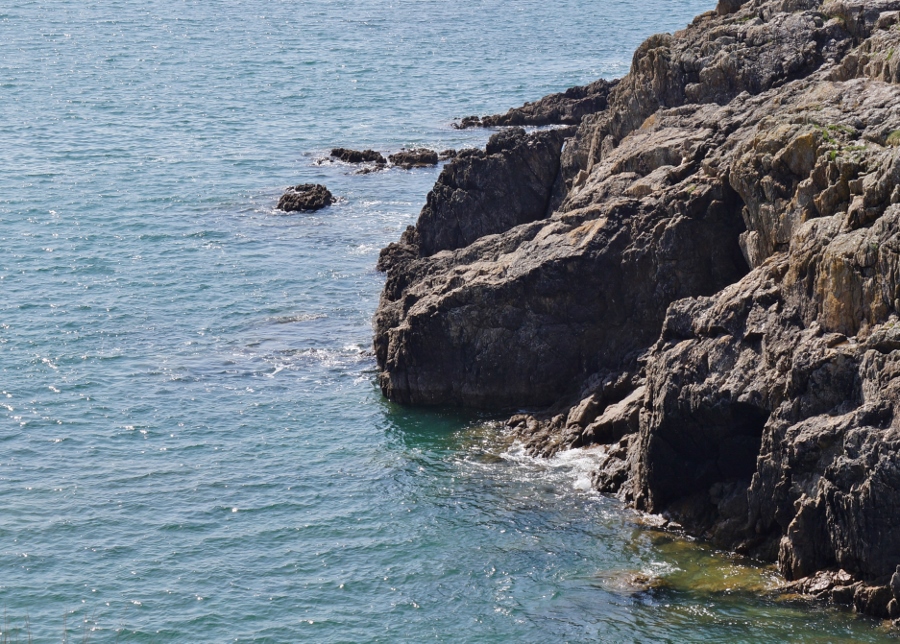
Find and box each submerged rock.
[354,165,387,175]
[592,570,669,596]
[388,149,439,168]
[277,183,334,212]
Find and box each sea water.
[0,1,896,641]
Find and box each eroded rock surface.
[374,0,900,618]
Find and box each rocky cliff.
[375,0,900,619]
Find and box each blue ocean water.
[0,1,896,641]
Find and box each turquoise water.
[0,1,896,641]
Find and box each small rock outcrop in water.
[331,148,387,164]
[454,78,618,128]
[388,149,439,168]
[374,0,900,619]
[277,184,334,212]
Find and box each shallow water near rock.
[1,0,898,641]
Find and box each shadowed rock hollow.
[374,0,900,619]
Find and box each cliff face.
[374,119,748,407]
[375,0,900,618]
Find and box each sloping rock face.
[374,0,900,618]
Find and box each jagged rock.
[374,143,748,406]
[833,19,900,84]
[780,568,879,608]
[854,584,895,618]
[376,92,755,407]
[507,370,645,458]
[389,149,439,168]
[716,0,749,15]
[592,437,634,494]
[582,386,645,445]
[453,78,618,128]
[824,0,900,40]
[373,0,900,618]
[891,565,900,599]
[631,192,900,584]
[555,0,855,201]
[414,128,571,257]
[376,129,573,278]
[277,184,334,212]
[331,148,386,164]
[438,149,458,161]
[782,570,900,617]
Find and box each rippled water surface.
[1,1,897,641]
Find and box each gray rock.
[454,78,618,129]
[372,0,900,618]
[414,128,571,257]
[331,148,386,164]
[389,149,439,168]
[374,157,748,406]
[277,184,334,212]
[891,565,900,599]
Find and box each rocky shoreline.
[374,0,900,621]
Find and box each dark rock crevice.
[637,401,769,512]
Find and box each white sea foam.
[499,440,608,494]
